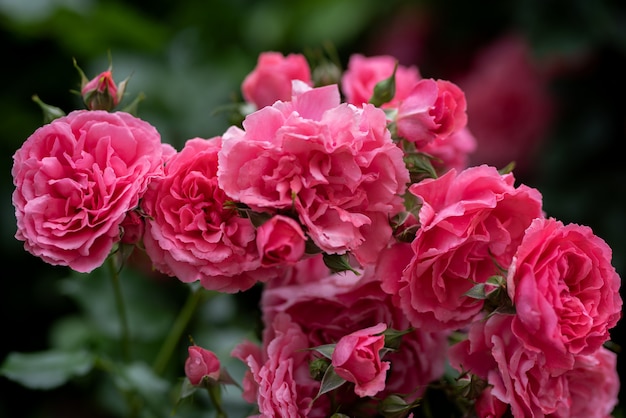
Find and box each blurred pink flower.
[242,51,312,109]
[456,34,555,175]
[341,53,421,107]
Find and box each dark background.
[1,0,625,416]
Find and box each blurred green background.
[1,0,625,416]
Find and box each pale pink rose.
[256,215,306,267]
[332,322,390,397]
[341,53,421,107]
[456,33,555,175]
[141,136,277,293]
[381,165,543,331]
[262,266,448,406]
[419,125,477,174]
[12,110,165,273]
[449,314,570,417]
[507,217,622,372]
[395,78,468,147]
[567,347,620,418]
[231,313,318,418]
[218,81,409,266]
[185,345,220,385]
[242,51,312,109]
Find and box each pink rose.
[262,266,448,406]
[231,313,318,417]
[256,215,306,267]
[242,51,312,109]
[419,125,477,174]
[449,314,570,417]
[395,78,468,147]
[341,53,421,107]
[567,347,620,418]
[381,165,543,331]
[332,322,390,397]
[507,217,622,371]
[218,82,409,266]
[450,313,620,418]
[12,110,166,273]
[474,387,509,418]
[141,137,277,293]
[185,345,220,385]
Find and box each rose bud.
[184,345,221,386]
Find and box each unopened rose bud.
[81,70,121,111]
[119,210,145,245]
[184,345,221,386]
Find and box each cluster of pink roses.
[11,50,622,417]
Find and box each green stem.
[152,284,204,376]
[108,256,131,362]
[207,383,228,418]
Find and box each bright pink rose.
[419,125,476,174]
[218,81,409,266]
[231,313,318,418]
[449,314,570,417]
[381,165,543,331]
[141,136,277,293]
[456,34,554,175]
[256,215,306,267]
[395,78,468,147]
[341,53,421,107]
[507,217,622,372]
[12,110,165,273]
[331,322,390,397]
[185,345,220,385]
[242,51,312,109]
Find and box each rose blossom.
[218,81,409,266]
[341,53,421,107]
[331,322,390,397]
[242,51,312,109]
[395,78,468,148]
[449,313,620,418]
[81,69,123,110]
[231,313,318,418]
[141,136,277,293]
[419,125,477,174]
[12,110,166,273]
[185,345,220,385]
[507,217,622,372]
[381,165,543,331]
[262,265,449,406]
[256,215,306,267]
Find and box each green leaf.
[322,253,360,275]
[310,343,335,360]
[369,62,397,107]
[0,349,95,390]
[312,365,346,403]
